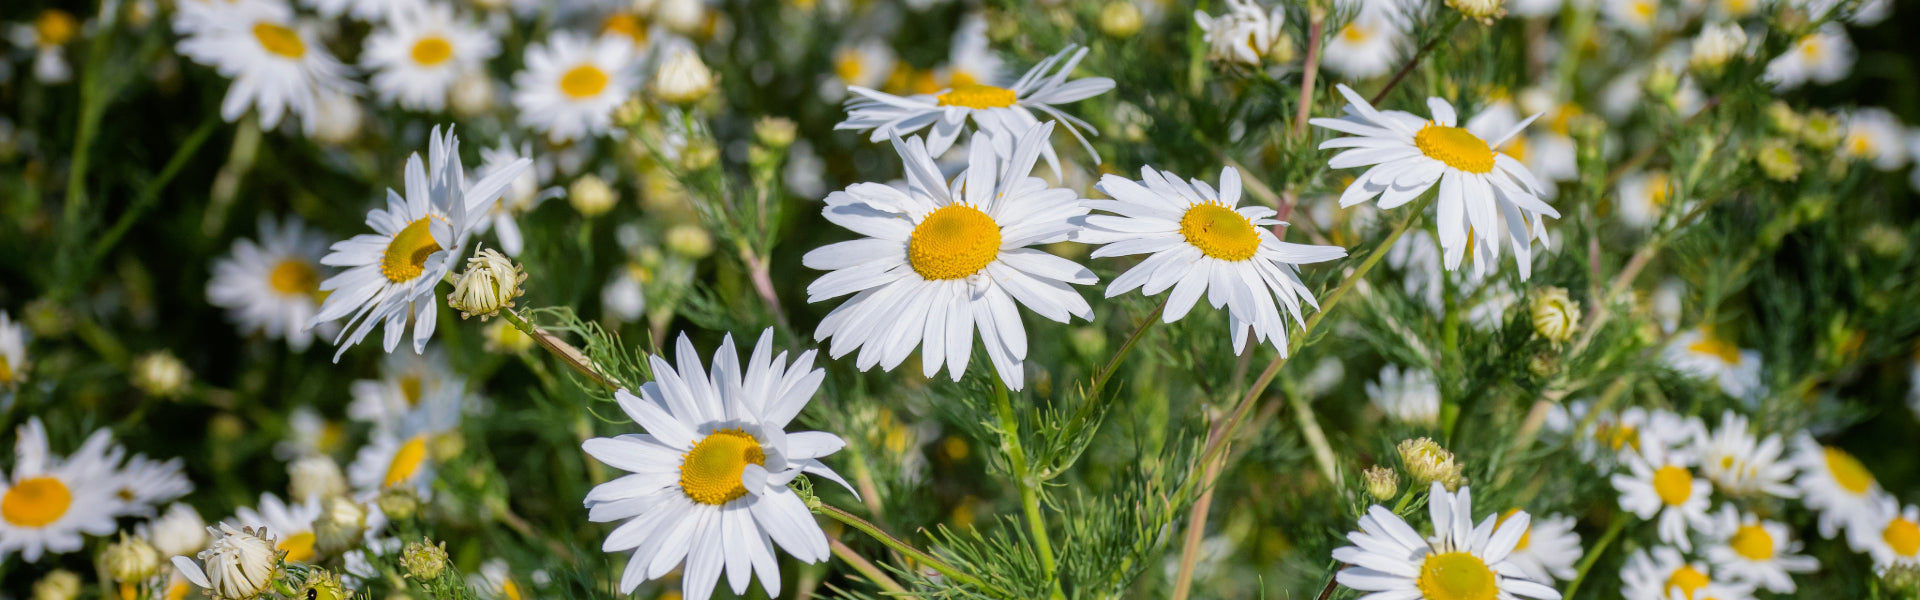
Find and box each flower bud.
[664,224,714,259]
[311,92,363,146]
[190,523,281,600]
[288,455,347,501]
[1645,66,1680,104]
[377,487,420,522]
[652,48,715,105]
[1528,287,1581,344]
[148,503,209,558]
[569,175,618,217]
[753,117,797,150]
[1862,223,1906,257]
[1688,23,1748,73]
[312,497,367,557]
[430,431,466,462]
[131,351,190,397]
[295,569,349,600]
[1756,139,1803,182]
[1363,465,1400,501]
[449,70,496,118]
[447,249,526,320]
[103,534,162,582]
[1766,101,1804,136]
[1447,0,1505,22]
[401,538,450,581]
[1099,1,1143,38]
[1396,437,1466,491]
[654,0,705,35]
[680,140,719,171]
[1800,110,1844,150]
[32,570,79,600]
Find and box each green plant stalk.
[1090,297,1169,398]
[815,504,1007,597]
[991,376,1061,596]
[829,538,908,595]
[1563,515,1629,598]
[500,307,620,392]
[90,117,220,266]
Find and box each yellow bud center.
[602,14,647,44]
[560,64,609,99]
[35,10,78,46]
[1415,123,1496,173]
[936,83,1018,109]
[2,477,71,527]
[410,36,453,66]
[279,531,317,563]
[381,218,443,283]
[269,259,319,296]
[1886,518,1920,557]
[1666,565,1710,600]
[1687,332,1743,364]
[1180,203,1261,261]
[384,435,429,488]
[1825,447,1875,494]
[679,429,766,506]
[1653,465,1694,506]
[1730,523,1774,560]
[1415,552,1496,600]
[908,204,1001,280]
[1341,24,1372,43]
[253,22,307,59]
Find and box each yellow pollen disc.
[1886,518,1920,557]
[1632,0,1656,18]
[1494,509,1532,551]
[35,10,78,46]
[1647,173,1671,207]
[269,259,319,295]
[601,14,647,44]
[1824,447,1874,494]
[1653,465,1694,506]
[908,204,1001,280]
[279,531,317,563]
[384,435,429,488]
[1599,423,1640,452]
[380,218,443,283]
[1847,135,1874,157]
[1730,523,1774,560]
[502,580,523,600]
[1414,552,1497,600]
[679,429,766,506]
[1665,566,1709,600]
[834,52,864,83]
[1180,203,1260,261]
[936,83,1018,109]
[2,477,71,527]
[559,64,609,99]
[410,36,453,66]
[0,355,13,383]
[1414,123,1496,173]
[253,22,307,59]
[400,375,423,407]
[1687,332,1743,364]
[1800,37,1823,59]
[1341,24,1371,43]
[165,581,190,600]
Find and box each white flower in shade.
[1497,511,1583,582]
[349,347,467,435]
[1331,483,1562,600]
[829,38,895,92]
[1704,506,1817,593]
[1366,365,1441,426]
[1764,24,1853,90]
[1320,4,1404,79]
[309,126,531,361]
[1194,0,1285,66]
[172,523,279,600]
[361,3,498,112]
[1852,497,1920,571]
[1615,170,1677,230]
[208,216,335,351]
[173,1,357,135]
[1544,402,1651,465]
[803,125,1096,391]
[8,10,79,84]
[471,139,556,257]
[1620,546,1752,600]
[1075,166,1345,355]
[602,263,648,322]
[1601,0,1661,34]
[108,454,194,518]
[234,493,323,564]
[838,46,1115,178]
[1313,84,1559,279]
[940,13,1003,89]
[1689,23,1750,72]
[511,32,640,143]
[1662,328,1762,399]
[1840,108,1911,172]
[1696,411,1796,499]
[1788,435,1884,539]
[348,382,464,498]
[0,419,120,562]
[468,558,526,600]
[1611,432,1711,551]
[0,310,27,388]
[140,503,209,558]
[304,0,420,21]
[581,330,852,600]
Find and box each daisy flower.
[1662,328,1762,399]
[1194,0,1286,66]
[8,9,79,84]
[1852,496,1920,572]
[1615,170,1677,230]
[208,216,335,351]
[1313,84,1560,279]
[1840,107,1911,172]
[1076,165,1346,355]
[468,558,526,600]
[598,11,651,49]
[0,418,121,562]
[1508,0,1563,18]
[1703,506,1817,593]
[511,32,640,143]
[348,382,464,498]
[234,493,323,563]
[305,0,419,21]
[581,330,852,600]
[1331,482,1562,600]
[1696,411,1796,499]
[1496,510,1584,583]
[830,38,896,93]
[1621,547,1752,600]
[1788,435,1884,539]
[174,1,357,135]
[1544,402,1651,465]
[471,139,556,257]
[108,455,194,518]
[362,3,499,112]
[1764,24,1853,90]
[1601,0,1662,35]
[1611,431,1712,551]
[0,310,26,388]
[838,45,1115,179]
[1366,364,1441,426]
[942,14,1002,88]
[309,126,531,360]
[347,347,467,434]
[1321,3,1405,79]
[802,125,1096,391]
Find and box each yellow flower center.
[1341,23,1372,43]
[1414,552,1496,600]
[834,51,865,83]
[1800,36,1823,59]
[601,14,648,44]
[1598,423,1639,451]
[1847,134,1875,157]
[0,355,13,384]
[253,22,306,59]
[1180,203,1260,261]
[165,581,190,600]
[278,531,317,563]
[1665,565,1710,600]
[410,36,453,66]
[381,218,443,283]
[502,579,523,600]
[2,477,71,527]
[1687,332,1743,364]
[35,10,78,46]
[1825,447,1875,494]
[1645,172,1671,207]
[1495,509,1532,551]
[1653,465,1694,506]
[560,64,610,99]
[400,375,424,407]
[269,259,319,295]
[1415,123,1496,173]
[936,83,1018,109]
[1886,518,1920,557]
[679,429,766,506]
[1730,523,1774,560]
[908,204,1001,280]
[383,435,429,488]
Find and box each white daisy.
[138,502,210,558]
[362,2,498,112]
[1496,510,1583,583]
[234,492,323,563]
[1313,84,1560,279]
[309,126,531,360]
[1764,24,1853,90]
[1601,0,1663,35]
[1194,0,1286,66]
[304,0,420,21]
[1620,547,1751,600]
[471,139,557,257]
[1852,496,1920,572]
[1544,402,1651,466]
[1075,165,1346,355]
[468,558,527,600]
[511,32,640,144]
[108,454,194,518]
[347,382,464,497]
[174,0,357,135]
[1840,107,1911,172]
[803,125,1096,391]
[1615,170,1677,230]
[1331,482,1563,600]
[7,9,79,84]
[347,346,467,434]
[207,216,335,351]
[829,38,895,94]
[1366,364,1441,426]
[1611,431,1712,551]
[274,406,347,460]
[1695,411,1796,499]
[838,45,1115,178]
[940,13,1002,89]
[581,330,852,600]
[1321,4,1405,79]
[1788,435,1884,539]
[1662,328,1762,399]
[0,418,121,562]
[0,310,26,388]
[1703,505,1817,593]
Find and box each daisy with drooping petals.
[0,310,26,388]
[309,126,531,361]
[1789,435,1884,539]
[803,125,1096,391]
[1331,483,1563,600]
[1076,166,1346,355]
[0,419,121,562]
[234,493,323,564]
[511,32,640,144]
[1704,506,1817,593]
[1852,497,1920,572]
[174,0,357,135]
[1662,328,1762,399]
[1696,411,1796,499]
[1496,511,1583,583]
[362,3,498,112]
[1621,547,1752,600]
[1764,24,1853,90]
[208,216,336,351]
[1612,431,1712,551]
[581,330,852,600]
[1313,84,1560,280]
[838,45,1115,178]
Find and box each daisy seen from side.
[1495,510,1584,583]
[1789,435,1884,539]
[1662,327,1762,399]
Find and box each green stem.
[1370,13,1463,105]
[1286,387,1340,488]
[1562,516,1628,599]
[991,376,1060,595]
[89,118,219,266]
[815,504,1008,597]
[1091,297,1168,398]
[829,538,908,595]
[501,308,618,391]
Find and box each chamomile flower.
[108,455,194,518]
[1366,365,1441,426]
[208,216,335,351]
[469,558,526,600]
[347,383,463,497]
[0,310,26,388]
[1497,511,1583,583]
[1704,506,1817,593]
[1612,432,1712,551]
[1764,24,1853,90]
[1840,107,1910,172]
[1194,0,1286,66]
[305,0,420,21]
[471,139,555,257]
[1696,411,1796,499]
[310,126,531,361]
[1076,165,1346,355]
[1789,435,1884,539]
[1321,5,1404,79]
[174,1,357,135]
[838,45,1115,178]
[511,32,640,144]
[1313,84,1560,279]
[234,493,323,564]
[1616,170,1677,230]
[1662,328,1762,399]
[829,39,895,94]
[581,330,852,600]
[803,125,1096,391]
[0,419,121,562]
[8,9,79,84]
[1331,483,1562,600]
[1602,0,1663,35]
[1621,547,1749,600]
[362,3,498,112]
[347,347,467,434]
[1544,402,1651,465]
[1853,497,1920,571]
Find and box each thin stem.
[90,117,219,267]
[501,308,618,391]
[991,376,1060,593]
[1169,456,1225,600]
[1292,15,1325,138]
[814,504,1007,597]
[829,538,908,595]
[1371,14,1463,105]
[1091,297,1168,398]
[1287,388,1340,487]
[1563,515,1629,599]
[739,248,790,332]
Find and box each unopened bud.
[312,497,367,557]
[652,48,715,105]
[449,70,496,118]
[447,249,526,320]
[569,175,618,217]
[664,224,714,258]
[401,538,449,581]
[1529,287,1581,344]
[102,534,161,582]
[1363,465,1400,501]
[1396,438,1466,491]
[1447,0,1506,22]
[1800,110,1844,150]
[754,117,797,150]
[377,487,420,522]
[1099,1,1143,38]
[1756,139,1803,182]
[131,351,190,397]
[288,455,347,501]
[33,570,80,600]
